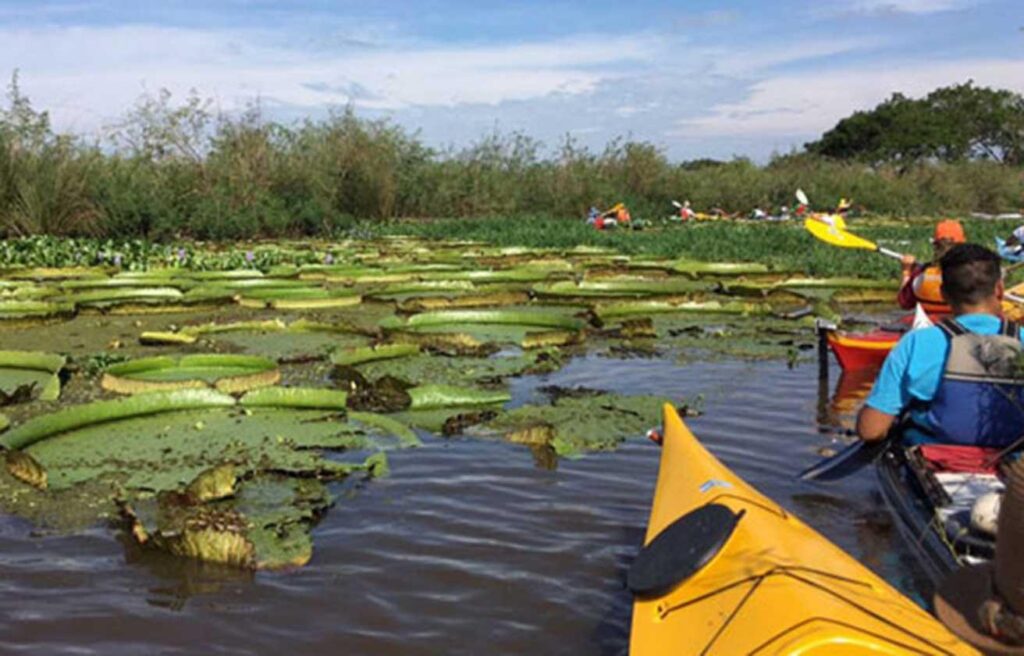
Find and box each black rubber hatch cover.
[627,503,741,598]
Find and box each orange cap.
[934,219,965,243]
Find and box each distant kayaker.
[897,219,966,315]
[1004,224,1024,256]
[857,243,1024,447]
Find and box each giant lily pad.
[60,287,185,309]
[0,350,66,403]
[533,279,710,298]
[382,308,585,332]
[330,344,420,367]
[0,391,395,567]
[593,299,772,321]
[357,351,561,388]
[123,474,332,569]
[672,261,771,276]
[478,393,671,455]
[0,300,75,321]
[101,355,280,395]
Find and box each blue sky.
[0,0,1021,160]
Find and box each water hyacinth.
[324,253,334,265]
[245,251,255,264]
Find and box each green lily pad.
[533,279,710,298]
[382,308,584,331]
[357,351,560,387]
[123,474,332,569]
[101,354,280,395]
[330,344,420,367]
[480,393,671,456]
[0,350,66,403]
[593,299,772,321]
[407,384,511,410]
[0,300,75,321]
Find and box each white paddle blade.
[911,303,934,331]
[671,200,683,208]
[796,189,809,206]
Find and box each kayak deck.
[630,405,974,655]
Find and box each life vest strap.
[937,317,968,339]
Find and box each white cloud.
[0,24,660,133]
[675,58,1024,139]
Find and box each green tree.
[807,81,1024,166]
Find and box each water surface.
[0,354,927,655]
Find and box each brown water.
[0,354,929,655]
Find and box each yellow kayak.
[629,404,976,655]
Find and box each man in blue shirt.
[858,244,1023,445]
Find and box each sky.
[0,0,1022,161]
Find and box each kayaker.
[679,200,695,222]
[857,243,1024,447]
[1004,224,1024,256]
[897,219,966,314]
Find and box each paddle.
[798,435,890,482]
[804,218,904,261]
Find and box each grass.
[372,216,1017,279]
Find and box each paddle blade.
[798,438,888,482]
[804,217,877,251]
[796,188,809,206]
[671,200,682,209]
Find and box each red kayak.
[827,329,901,370]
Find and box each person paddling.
[857,243,1024,447]
[897,220,966,315]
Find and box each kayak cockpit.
[877,442,1001,585]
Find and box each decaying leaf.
[5,450,47,489]
[184,464,238,502]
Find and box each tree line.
[0,73,1021,240]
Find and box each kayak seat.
[919,444,1000,475]
[627,503,742,599]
